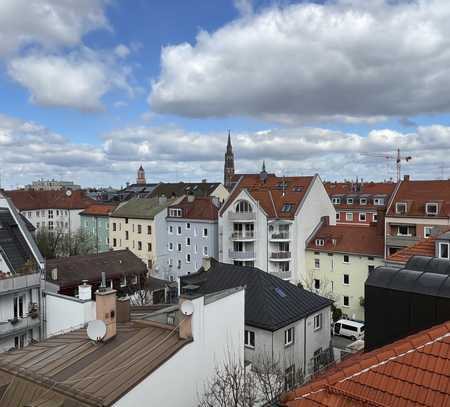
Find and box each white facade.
[114,288,245,407]
[219,176,336,283]
[22,208,83,234]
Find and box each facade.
[306,222,385,321]
[0,193,44,352]
[164,196,219,280]
[325,180,396,226]
[219,171,336,283]
[5,189,95,234]
[385,178,450,256]
[80,203,116,253]
[109,197,179,269]
[26,179,81,191]
[181,260,333,378]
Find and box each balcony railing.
[229,250,256,260]
[0,273,41,296]
[231,231,255,240]
[270,252,292,260]
[228,212,256,221]
[270,270,292,280]
[386,235,421,248]
[0,316,40,339]
[271,232,290,240]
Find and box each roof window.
[395,202,407,215]
[293,186,303,192]
[281,203,293,213]
[275,287,286,298]
[315,239,325,246]
[426,203,439,216]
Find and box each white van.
[333,319,365,341]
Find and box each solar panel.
[275,287,286,298]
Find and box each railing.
[0,316,40,339]
[0,273,41,295]
[270,251,291,259]
[271,232,290,240]
[231,231,255,240]
[228,212,256,221]
[229,250,256,260]
[270,270,292,280]
[386,235,421,247]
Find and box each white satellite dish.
[87,320,107,342]
[180,300,194,316]
[65,189,72,197]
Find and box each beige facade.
[305,250,384,321]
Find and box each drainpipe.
[303,316,307,376]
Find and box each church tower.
[224,131,235,191]
[137,165,146,185]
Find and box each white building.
[219,171,336,283]
[0,193,44,352]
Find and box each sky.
[2,0,450,189]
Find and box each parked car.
[333,319,365,341]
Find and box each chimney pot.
[79,282,92,301]
[403,174,410,181]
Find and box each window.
[332,197,341,204]
[113,223,117,232]
[177,260,182,269]
[113,238,117,247]
[168,225,174,234]
[424,226,433,238]
[336,212,340,221]
[315,239,324,246]
[186,222,191,230]
[168,242,173,251]
[203,246,208,256]
[346,198,353,204]
[368,265,375,273]
[147,225,152,235]
[439,242,449,259]
[343,274,350,285]
[343,255,349,263]
[236,200,252,213]
[359,212,366,222]
[398,225,410,236]
[120,275,126,287]
[373,213,378,222]
[125,231,129,240]
[368,256,374,261]
[186,253,191,263]
[169,208,182,217]
[426,203,439,215]
[137,224,142,234]
[168,258,173,267]
[48,210,53,219]
[125,218,129,224]
[244,330,255,348]
[346,212,353,221]
[313,313,322,330]
[281,203,294,213]
[186,237,191,246]
[284,327,294,346]
[36,211,40,217]
[48,221,54,230]
[13,296,24,319]
[27,211,32,218]
[203,228,208,237]
[177,243,182,252]
[396,202,407,214]
[314,259,320,269]
[138,241,142,251]
[314,279,320,289]
[360,198,367,205]
[284,365,295,391]
[148,243,152,252]
[374,198,384,206]
[343,296,350,307]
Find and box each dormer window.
[395,202,407,215]
[426,203,439,216]
[236,200,252,213]
[374,198,384,206]
[281,203,293,213]
[438,242,449,259]
[347,198,353,205]
[315,239,325,246]
[360,198,367,205]
[332,197,341,204]
[169,208,182,217]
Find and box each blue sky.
[2,0,450,188]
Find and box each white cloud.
[0,0,108,56]
[234,0,253,16]
[150,0,450,124]
[114,44,131,59]
[8,49,133,111]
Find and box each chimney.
[376,208,386,236]
[95,272,117,341]
[202,179,207,183]
[187,193,195,203]
[78,280,92,300]
[403,174,410,181]
[178,297,193,339]
[202,256,212,271]
[116,296,130,323]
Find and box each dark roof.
[0,321,191,406]
[167,196,219,221]
[147,182,221,199]
[283,320,450,407]
[5,190,95,210]
[110,197,178,220]
[45,250,147,287]
[180,260,332,331]
[0,208,36,273]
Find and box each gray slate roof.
[180,260,332,331]
[110,197,177,220]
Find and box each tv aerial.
[87,320,107,342]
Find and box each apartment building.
[0,193,44,352]
[385,178,450,256]
[80,203,116,253]
[306,221,385,321]
[5,189,95,234]
[325,180,396,226]
[164,196,219,280]
[109,197,179,269]
[219,169,335,283]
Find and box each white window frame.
[177,226,182,235]
[374,198,384,206]
[359,212,366,222]
[346,212,353,221]
[424,226,433,238]
[203,228,208,237]
[343,296,350,307]
[177,243,182,252]
[244,330,255,348]
[203,246,208,256]
[395,202,407,215]
[346,198,354,205]
[313,314,322,331]
[186,253,191,263]
[343,254,350,264]
[360,198,367,205]
[186,222,191,230]
[315,239,324,247]
[336,212,340,221]
[168,242,173,251]
[373,213,378,222]
[314,279,320,290]
[343,274,350,285]
[284,327,295,346]
[438,242,450,259]
[425,203,439,216]
[168,225,174,234]
[186,237,191,246]
[169,208,182,217]
[332,197,341,204]
[314,258,320,269]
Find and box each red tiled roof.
[307,224,384,257]
[386,235,438,264]
[325,182,396,196]
[5,190,95,210]
[221,174,314,220]
[387,180,450,218]
[168,196,219,220]
[283,321,450,407]
[80,203,117,217]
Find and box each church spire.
[224,130,235,191]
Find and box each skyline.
[2,0,450,188]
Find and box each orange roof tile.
[80,203,117,216]
[168,196,218,220]
[282,321,450,407]
[386,235,439,264]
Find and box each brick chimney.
[95,272,117,341]
[376,209,386,236]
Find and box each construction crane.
[360,148,412,182]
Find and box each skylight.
[281,203,293,212]
[275,287,286,298]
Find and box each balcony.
[0,316,40,339]
[231,231,255,241]
[0,273,41,296]
[386,235,421,248]
[228,212,256,222]
[269,270,292,280]
[270,232,290,242]
[229,250,256,260]
[270,252,292,261]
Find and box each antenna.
[180,300,194,316]
[87,320,107,342]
